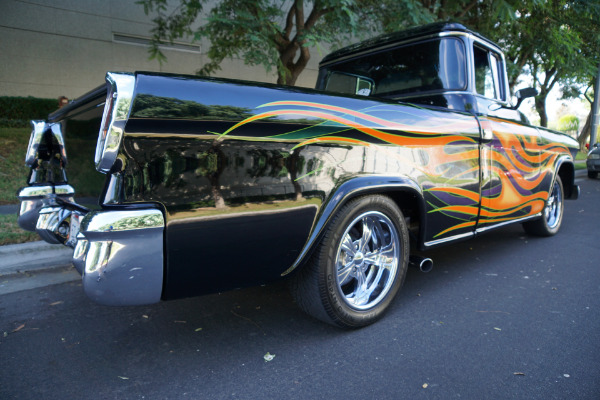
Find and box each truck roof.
[320,22,500,66]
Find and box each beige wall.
[0,0,321,99]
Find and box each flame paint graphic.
[218,101,572,240]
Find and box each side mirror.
[510,87,538,110]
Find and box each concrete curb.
[0,241,73,276]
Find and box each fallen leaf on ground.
[422,383,428,389]
[50,301,63,306]
[264,352,275,362]
[195,328,203,332]
[514,372,525,376]
[12,324,25,333]
[118,376,129,380]
[174,320,186,323]
[494,327,502,331]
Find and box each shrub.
[0,96,59,128]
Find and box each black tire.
[290,195,409,328]
[522,175,564,236]
[588,170,598,179]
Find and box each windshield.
[320,38,467,98]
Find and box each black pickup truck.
[18,23,579,328]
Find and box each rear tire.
[588,171,598,179]
[290,195,409,328]
[522,175,564,236]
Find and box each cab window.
[474,45,505,101]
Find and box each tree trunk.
[578,111,592,151]
[535,92,549,128]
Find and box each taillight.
[95,72,135,173]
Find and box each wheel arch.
[555,157,578,200]
[282,175,426,276]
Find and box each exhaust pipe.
[409,255,433,273]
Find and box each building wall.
[0,0,321,99]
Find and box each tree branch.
[295,0,305,32]
[305,2,326,31]
[284,3,296,40]
[457,0,479,19]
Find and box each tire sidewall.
[319,195,409,327]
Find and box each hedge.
[0,96,59,128]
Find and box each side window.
[325,72,373,96]
[473,45,505,101]
[474,46,495,98]
[490,53,505,101]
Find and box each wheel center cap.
[353,252,364,264]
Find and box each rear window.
[321,38,467,97]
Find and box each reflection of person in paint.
[58,96,69,108]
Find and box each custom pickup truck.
[18,23,579,328]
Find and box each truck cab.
[316,22,531,125]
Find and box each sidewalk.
[0,240,73,276]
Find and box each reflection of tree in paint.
[288,148,305,201]
[96,213,163,232]
[195,140,226,208]
[131,95,254,121]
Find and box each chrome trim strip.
[95,72,135,173]
[475,213,542,234]
[423,231,474,248]
[18,185,53,199]
[76,208,165,306]
[54,184,76,196]
[81,209,164,233]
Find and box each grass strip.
[0,214,39,245]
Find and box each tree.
[139,0,600,129]
[138,0,432,86]
[557,114,579,136]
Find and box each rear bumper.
[18,186,165,306]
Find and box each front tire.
[523,175,564,236]
[291,195,409,328]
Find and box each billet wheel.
[291,195,409,328]
[523,175,564,236]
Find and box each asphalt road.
[1,177,599,400]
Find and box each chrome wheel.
[523,175,564,237]
[545,179,563,230]
[335,211,400,310]
[290,195,408,328]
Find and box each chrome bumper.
[18,186,165,306]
